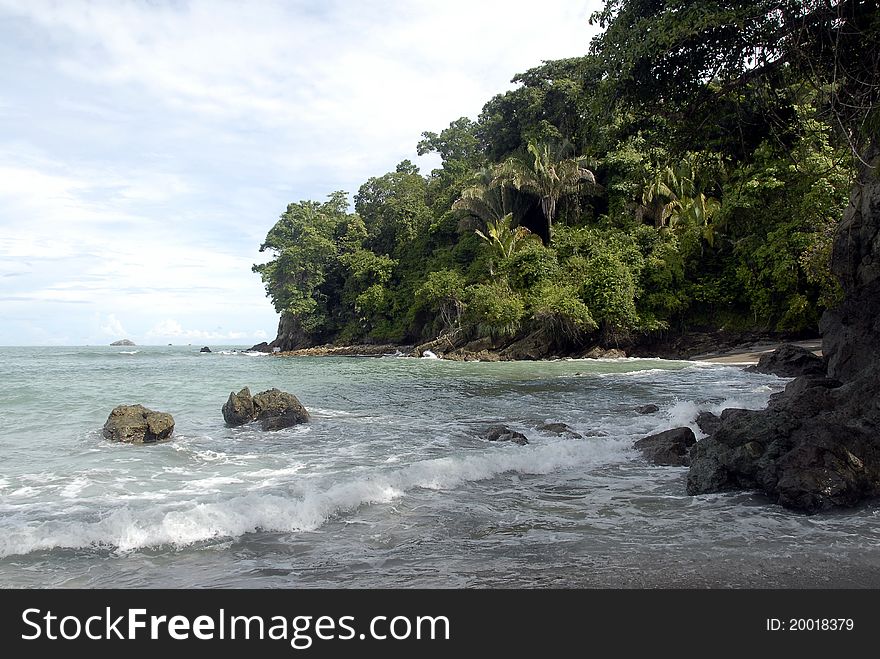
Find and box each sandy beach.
[691,339,823,365]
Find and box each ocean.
[1,345,878,588]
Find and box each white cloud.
[145,319,254,342]
[0,0,603,345]
[98,313,127,338]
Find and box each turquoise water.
[1,346,878,587]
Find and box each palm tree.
[473,213,537,276]
[452,166,531,232]
[640,165,678,228]
[497,139,597,241]
[639,157,722,243]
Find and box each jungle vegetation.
[254,0,879,351]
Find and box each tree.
[417,117,485,172]
[252,192,357,340]
[499,142,596,243]
[355,160,432,256]
[498,139,597,243]
[452,166,534,232]
[639,155,722,242]
[473,213,539,276]
[589,1,879,158]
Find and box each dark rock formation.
[110,339,135,346]
[272,314,312,352]
[501,331,554,360]
[200,346,211,353]
[695,411,722,436]
[222,387,256,426]
[481,425,529,446]
[637,404,660,415]
[536,422,583,439]
[634,427,696,466]
[222,387,309,430]
[102,404,174,443]
[252,388,310,429]
[745,344,824,377]
[686,375,880,511]
[688,142,880,512]
[248,341,271,353]
[582,346,626,359]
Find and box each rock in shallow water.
[536,422,582,439]
[222,387,309,430]
[481,425,529,445]
[634,427,696,466]
[696,411,722,436]
[102,404,174,444]
[686,375,880,512]
[222,387,255,426]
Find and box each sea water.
[1,346,878,588]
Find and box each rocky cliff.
[688,143,880,512]
[249,313,312,352]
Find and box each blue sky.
[0,0,601,345]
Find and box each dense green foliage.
[255,0,877,350]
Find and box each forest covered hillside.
[252,0,878,355]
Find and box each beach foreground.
[1,345,877,588]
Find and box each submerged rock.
[745,344,824,378]
[536,422,582,439]
[222,387,309,430]
[102,404,174,444]
[634,427,696,466]
[200,346,212,353]
[481,425,529,446]
[637,404,660,415]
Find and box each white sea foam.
[9,486,40,498]
[422,350,439,359]
[310,408,357,418]
[247,465,307,479]
[117,350,139,355]
[187,476,245,490]
[664,400,703,432]
[216,350,267,357]
[60,477,90,499]
[596,368,676,379]
[0,437,633,557]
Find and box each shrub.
[465,283,526,339]
[530,283,597,345]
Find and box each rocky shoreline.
[253,331,815,364]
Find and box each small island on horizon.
[110,339,136,346]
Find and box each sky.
[0,0,603,346]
